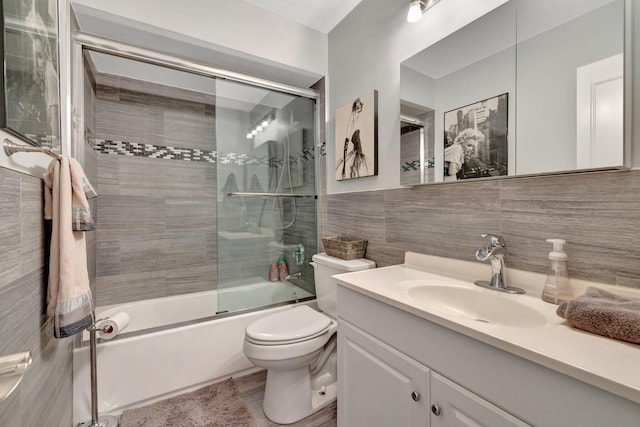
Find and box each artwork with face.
[443,93,508,181]
[2,0,60,148]
[335,90,378,180]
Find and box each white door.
[576,53,624,169]
[430,372,530,427]
[338,321,430,427]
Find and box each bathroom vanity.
[335,253,640,427]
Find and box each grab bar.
[3,138,63,160]
[226,192,316,199]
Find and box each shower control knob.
[411,391,420,402]
[431,404,442,416]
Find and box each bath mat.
[119,378,256,427]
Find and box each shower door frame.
[71,30,322,315]
[73,33,319,99]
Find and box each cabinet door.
[430,372,530,427]
[338,321,430,427]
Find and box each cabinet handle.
[431,404,441,416]
[411,391,420,402]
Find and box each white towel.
[43,157,96,338]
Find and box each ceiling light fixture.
[407,0,424,23]
[246,112,274,141]
[407,0,442,23]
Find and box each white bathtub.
[72,280,315,425]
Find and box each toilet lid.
[245,305,331,344]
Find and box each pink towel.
[557,287,640,344]
[43,157,96,338]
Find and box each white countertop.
[333,252,640,405]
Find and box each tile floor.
[233,370,337,427]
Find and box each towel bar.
[3,138,63,160]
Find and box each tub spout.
[285,272,302,282]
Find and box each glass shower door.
[215,79,317,315]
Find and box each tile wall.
[93,75,217,306]
[211,93,319,292]
[92,73,320,306]
[0,168,73,426]
[323,169,640,289]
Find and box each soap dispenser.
[541,239,573,304]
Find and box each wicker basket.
[321,236,368,260]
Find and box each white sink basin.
[407,285,547,327]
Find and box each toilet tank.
[311,253,375,318]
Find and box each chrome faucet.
[285,271,302,282]
[474,234,525,294]
[285,245,305,282]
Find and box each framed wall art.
[0,0,60,150]
[335,89,378,181]
[443,93,508,181]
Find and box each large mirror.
[400,0,627,185]
[0,0,61,150]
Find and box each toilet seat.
[245,305,332,345]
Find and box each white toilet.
[243,253,375,424]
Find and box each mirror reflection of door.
[576,53,623,169]
[400,101,434,185]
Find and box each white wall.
[434,47,516,177]
[327,0,508,193]
[0,128,53,176]
[71,0,327,80]
[400,66,435,111]
[516,0,623,174]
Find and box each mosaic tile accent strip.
[401,160,420,172]
[219,152,265,166]
[96,139,217,162]
[318,141,326,157]
[94,139,316,166]
[401,158,435,172]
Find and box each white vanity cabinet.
[337,285,640,427]
[339,320,528,427]
[429,372,528,427]
[338,320,430,427]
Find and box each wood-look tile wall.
[282,129,319,293]
[0,168,73,426]
[215,86,320,290]
[93,73,321,306]
[94,76,217,306]
[323,169,640,289]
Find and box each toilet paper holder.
[77,314,126,427]
[87,318,114,334]
[87,312,130,341]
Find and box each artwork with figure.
[443,93,508,181]
[1,0,60,148]
[335,90,378,180]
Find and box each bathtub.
[72,280,315,425]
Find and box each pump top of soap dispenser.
[546,238,567,261]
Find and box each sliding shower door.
[215,79,317,315]
[86,45,318,330]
